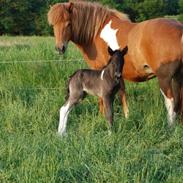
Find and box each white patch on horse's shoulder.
[100,20,120,51]
[101,69,105,80]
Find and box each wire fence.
[0,59,84,64]
[0,58,87,92]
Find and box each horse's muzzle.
[55,46,66,55]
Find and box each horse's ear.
[121,46,128,55]
[108,47,115,56]
[67,2,73,13]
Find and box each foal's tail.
[65,71,78,101]
[65,84,70,101]
[65,76,72,101]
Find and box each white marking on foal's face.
[101,69,105,80]
[100,20,120,51]
[160,89,176,126]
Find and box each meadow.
[0,36,183,183]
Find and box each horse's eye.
[67,23,71,27]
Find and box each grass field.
[0,36,183,183]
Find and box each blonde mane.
[48,1,130,44]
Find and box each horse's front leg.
[103,95,113,127]
[119,79,129,118]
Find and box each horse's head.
[48,3,73,54]
[107,46,128,79]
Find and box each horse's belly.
[122,54,155,82]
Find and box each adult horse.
[48,1,183,125]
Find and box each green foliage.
[0,0,181,34]
[178,0,183,21]
[1,36,183,182]
[179,0,183,12]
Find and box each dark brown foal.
[58,46,128,135]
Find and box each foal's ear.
[121,46,128,56]
[66,2,73,13]
[108,47,115,56]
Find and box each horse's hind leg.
[172,77,181,113]
[158,77,176,126]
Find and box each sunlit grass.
[0,36,183,183]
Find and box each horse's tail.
[180,81,183,122]
[178,54,183,121]
[173,65,183,122]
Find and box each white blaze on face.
[100,20,120,51]
[160,89,176,126]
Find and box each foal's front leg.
[103,95,113,127]
[98,97,104,114]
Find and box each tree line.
[0,0,183,35]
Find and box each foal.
[58,46,128,135]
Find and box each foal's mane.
[48,1,130,45]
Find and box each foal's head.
[107,46,128,79]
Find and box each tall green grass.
[0,36,183,183]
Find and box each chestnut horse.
[48,1,183,125]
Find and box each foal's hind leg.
[58,90,84,136]
[58,100,73,136]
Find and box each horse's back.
[128,18,183,72]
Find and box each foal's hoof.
[57,131,67,137]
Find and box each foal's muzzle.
[115,72,122,79]
[55,45,66,55]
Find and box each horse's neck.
[71,18,136,69]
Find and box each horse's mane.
[48,1,130,45]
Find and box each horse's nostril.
[55,46,66,54]
[62,46,65,53]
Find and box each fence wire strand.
[0,59,84,64]
[0,58,86,92]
